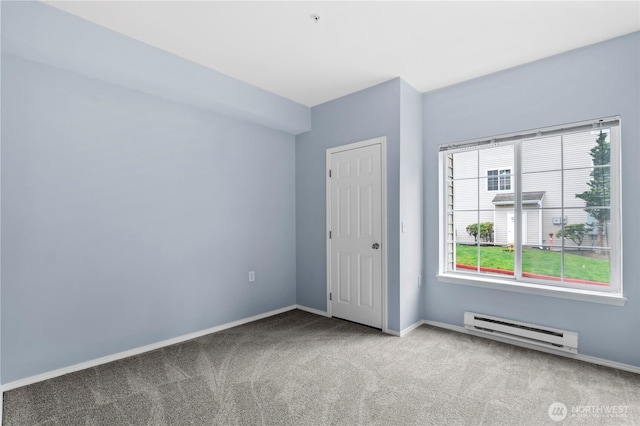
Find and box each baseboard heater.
[463,312,578,354]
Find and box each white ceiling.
[45,1,640,107]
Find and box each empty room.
[1,1,640,425]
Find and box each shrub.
[466,222,494,242]
[556,223,588,248]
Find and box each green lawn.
[456,244,610,284]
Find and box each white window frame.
[486,168,512,192]
[437,117,625,306]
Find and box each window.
[487,168,511,191]
[439,117,622,301]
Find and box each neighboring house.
[452,130,607,249]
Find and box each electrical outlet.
[249,271,255,282]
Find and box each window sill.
[437,273,626,306]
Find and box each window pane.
[486,169,511,191]
[453,211,481,245]
[518,207,543,246]
[479,145,514,175]
[453,210,481,273]
[563,129,610,170]
[522,245,562,284]
[522,207,562,284]
[521,170,561,208]
[566,167,610,209]
[522,136,561,173]
[582,207,611,250]
[558,208,594,247]
[557,219,597,249]
[537,208,564,249]
[455,243,479,273]
[564,167,609,209]
[452,178,479,211]
[479,243,514,278]
[451,150,478,179]
[455,240,514,278]
[563,248,610,287]
[487,172,498,191]
[499,169,511,190]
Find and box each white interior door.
[328,142,382,329]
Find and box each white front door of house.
[507,211,528,245]
[327,141,383,329]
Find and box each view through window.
[440,117,621,294]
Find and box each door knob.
[372,243,380,249]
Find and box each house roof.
[492,191,545,206]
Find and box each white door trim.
[326,137,388,333]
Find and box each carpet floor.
[3,309,640,425]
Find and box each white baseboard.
[295,304,329,317]
[423,320,640,375]
[422,320,466,334]
[572,354,640,375]
[400,319,426,337]
[386,320,427,337]
[1,305,297,393]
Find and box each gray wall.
[1,54,296,383]
[423,32,640,366]
[399,80,424,330]
[295,79,402,332]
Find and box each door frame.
[326,137,388,333]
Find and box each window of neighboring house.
[487,168,511,191]
[438,117,623,304]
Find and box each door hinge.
[329,169,332,178]
[329,292,332,301]
[329,230,332,239]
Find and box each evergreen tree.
[576,130,610,248]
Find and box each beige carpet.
[4,309,640,425]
